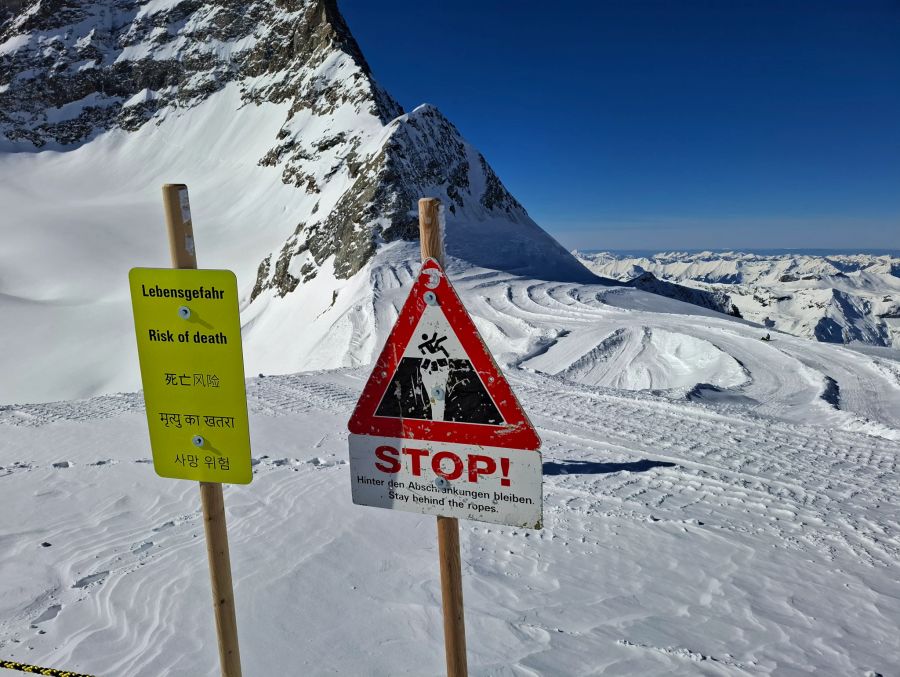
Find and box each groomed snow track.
[1,340,898,675]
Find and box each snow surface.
[1,332,899,675]
[2,242,900,675]
[0,83,301,403]
[523,327,750,392]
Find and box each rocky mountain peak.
[250,101,551,299]
[0,0,399,146]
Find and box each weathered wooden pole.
[162,183,243,677]
[418,197,468,677]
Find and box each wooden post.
[419,197,446,268]
[418,197,468,677]
[436,515,467,677]
[162,184,198,270]
[199,481,242,677]
[162,184,243,677]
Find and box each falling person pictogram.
[417,332,451,420]
[374,308,504,425]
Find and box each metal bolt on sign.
[178,305,192,320]
[424,291,438,306]
[192,435,205,448]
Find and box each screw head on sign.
[423,291,438,306]
[423,269,441,289]
[178,305,191,320]
[434,476,450,490]
[192,435,205,448]
[432,386,445,401]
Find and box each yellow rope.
[0,659,96,676]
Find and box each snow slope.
[0,84,301,402]
[3,249,900,674]
[523,327,750,392]
[1,280,899,674]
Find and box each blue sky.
[340,1,899,250]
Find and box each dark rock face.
[816,289,891,346]
[813,316,845,344]
[0,0,27,25]
[0,0,398,147]
[251,103,540,297]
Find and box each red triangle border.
[348,258,541,450]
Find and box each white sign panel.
[349,434,543,529]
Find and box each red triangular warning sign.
[349,258,540,450]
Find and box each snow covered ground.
[2,250,899,676]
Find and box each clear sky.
[340,1,899,251]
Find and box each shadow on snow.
[543,459,677,476]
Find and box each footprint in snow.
[131,541,153,555]
[72,571,108,588]
[310,457,346,468]
[31,604,62,626]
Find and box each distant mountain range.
[581,248,900,258]
[576,251,900,347]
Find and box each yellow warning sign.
[129,268,252,484]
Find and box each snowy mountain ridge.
[577,251,900,348]
[0,0,588,285]
[0,0,400,148]
[576,250,900,285]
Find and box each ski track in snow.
[1,347,899,674]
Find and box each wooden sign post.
[160,184,244,677]
[419,197,468,677]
